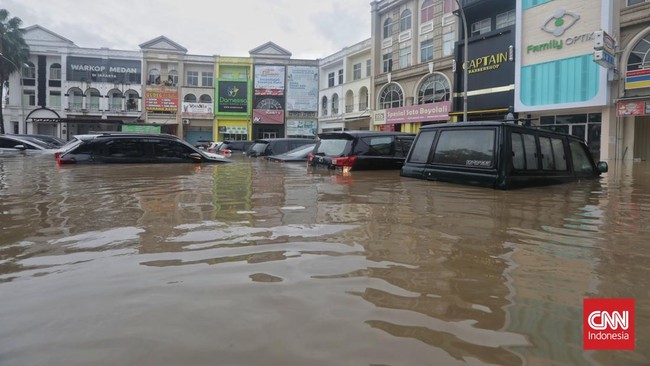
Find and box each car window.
[285,144,315,157]
[551,138,567,171]
[408,131,436,163]
[0,137,22,149]
[101,139,146,158]
[151,139,196,160]
[570,140,595,175]
[394,137,414,158]
[539,136,567,171]
[315,139,351,156]
[358,136,393,156]
[272,141,289,154]
[512,132,539,170]
[433,129,495,168]
[250,143,269,154]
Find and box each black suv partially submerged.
[56,133,231,164]
[246,138,315,157]
[308,131,415,171]
[400,121,608,189]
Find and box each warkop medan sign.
[67,56,141,83]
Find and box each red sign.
[378,124,395,131]
[145,86,178,112]
[385,101,451,124]
[583,298,635,350]
[253,109,284,124]
[616,101,645,117]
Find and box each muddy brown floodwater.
[0,154,649,365]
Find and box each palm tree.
[0,9,30,134]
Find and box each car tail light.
[56,154,76,165]
[307,153,314,163]
[330,156,357,167]
[54,151,63,160]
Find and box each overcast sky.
[3,0,372,59]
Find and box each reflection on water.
[1,155,649,365]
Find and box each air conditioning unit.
[182,119,190,125]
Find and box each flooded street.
[1,155,649,366]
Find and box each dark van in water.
[400,121,608,189]
[308,131,415,171]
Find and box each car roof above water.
[318,130,415,139]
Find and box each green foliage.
[0,9,30,134]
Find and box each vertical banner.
[286,66,319,112]
[254,65,285,95]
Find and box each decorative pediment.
[139,36,188,53]
[23,25,76,47]
[249,42,292,59]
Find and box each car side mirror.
[597,161,608,173]
[13,144,27,151]
[189,153,203,162]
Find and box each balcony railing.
[68,103,82,111]
[345,104,354,113]
[359,102,368,111]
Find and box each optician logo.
[583,298,635,350]
[541,8,580,37]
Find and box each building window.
[126,91,139,111]
[443,30,455,56]
[471,18,492,36]
[380,84,403,109]
[366,59,371,77]
[400,9,412,32]
[338,69,343,84]
[628,0,646,5]
[22,62,35,79]
[184,94,197,103]
[382,53,393,73]
[627,33,650,75]
[199,94,212,103]
[421,0,434,23]
[165,70,178,86]
[399,47,411,69]
[353,63,362,80]
[87,89,101,111]
[148,68,160,85]
[383,18,393,39]
[328,72,335,87]
[359,86,369,110]
[539,113,602,159]
[221,73,233,79]
[321,96,328,116]
[49,91,61,107]
[187,71,198,86]
[108,90,122,111]
[331,93,339,114]
[496,10,515,29]
[68,88,83,111]
[420,39,433,62]
[202,72,214,87]
[418,73,450,104]
[49,63,61,80]
[443,0,455,13]
[239,72,248,79]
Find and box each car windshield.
[250,143,268,153]
[314,139,350,156]
[284,144,315,157]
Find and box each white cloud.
[4,0,371,59]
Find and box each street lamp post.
[0,53,26,134]
[454,0,468,122]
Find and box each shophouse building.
[452,0,516,121]
[318,38,372,132]
[214,56,253,142]
[616,0,650,162]
[514,0,615,160]
[370,0,457,133]
[139,36,215,143]
[3,25,143,138]
[248,42,319,139]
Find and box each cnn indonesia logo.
[583,298,635,350]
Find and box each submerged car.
[56,132,231,164]
[265,143,316,162]
[307,131,415,171]
[0,134,58,154]
[14,134,66,147]
[247,138,315,157]
[400,121,608,189]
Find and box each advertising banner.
[67,56,141,83]
[121,124,161,134]
[616,101,645,117]
[625,69,650,90]
[383,101,450,124]
[218,81,248,113]
[286,66,319,111]
[286,120,317,136]
[253,109,284,124]
[182,102,213,115]
[145,86,178,112]
[254,65,285,95]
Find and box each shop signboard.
[182,102,213,115]
[121,124,161,134]
[218,81,248,113]
[372,110,386,125]
[625,69,650,90]
[616,101,645,117]
[67,56,141,83]
[145,86,178,112]
[384,101,451,124]
[286,66,319,112]
[286,120,317,136]
[253,109,284,124]
[254,65,285,96]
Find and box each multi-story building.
[318,38,373,132]
[140,36,215,143]
[3,25,143,138]
[249,42,319,139]
[452,0,516,121]
[214,56,253,142]
[370,0,457,133]
[616,0,650,162]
